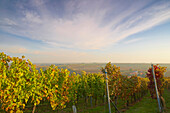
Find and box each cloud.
[1,47,28,54]
[4,18,17,26]
[22,11,42,24]
[33,50,40,54]
[124,38,143,44]
[0,18,17,27]
[27,48,94,63]
[0,0,170,50]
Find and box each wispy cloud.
[124,38,143,44]
[0,0,170,50]
[1,46,28,54]
[22,11,42,24]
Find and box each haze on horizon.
[0,0,170,63]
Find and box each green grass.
[163,89,170,113]
[1,89,169,113]
[124,94,158,113]
[125,89,170,113]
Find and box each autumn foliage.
[147,64,167,99]
[0,52,77,113]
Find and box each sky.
[0,0,170,63]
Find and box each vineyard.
[0,52,169,113]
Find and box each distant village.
[126,71,146,78]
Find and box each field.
[1,53,170,113]
[7,89,169,113]
[36,63,170,77]
[124,89,170,113]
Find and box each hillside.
[35,63,170,77]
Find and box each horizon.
[34,62,170,65]
[1,0,170,63]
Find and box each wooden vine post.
[151,64,162,113]
[105,69,111,113]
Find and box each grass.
[0,89,169,113]
[21,95,127,113]
[125,89,170,113]
[163,89,170,113]
[124,94,158,113]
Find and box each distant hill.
[35,63,170,77]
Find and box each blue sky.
[0,0,170,63]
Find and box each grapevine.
[147,64,166,99]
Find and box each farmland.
[0,52,170,113]
[36,63,170,77]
